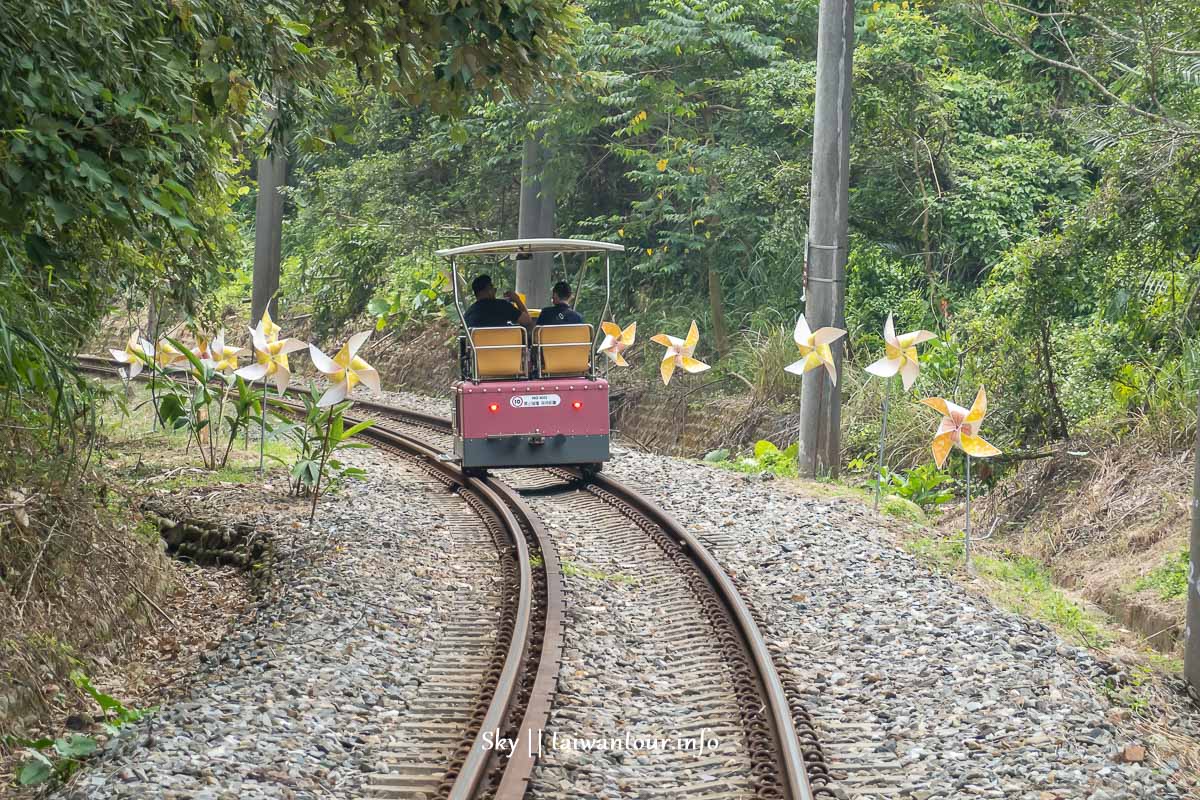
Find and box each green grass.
[904,536,1112,647]
[530,554,637,584]
[1133,549,1189,601]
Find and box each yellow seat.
[535,324,592,377]
[470,327,527,380]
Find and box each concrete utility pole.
[252,151,286,324]
[798,0,854,478]
[1186,390,1200,695]
[516,129,555,310]
[252,101,286,325]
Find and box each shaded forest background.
[273,0,1200,471]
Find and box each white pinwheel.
[308,331,381,407]
[110,331,152,379]
[784,314,846,384]
[865,313,936,391]
[235,326,306,393]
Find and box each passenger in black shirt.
[536,281,585,326]
[464,274,533,330]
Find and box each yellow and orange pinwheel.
[597,321,637,366]
[920,387,1002,468]
[785,314,846,384]
[864,313,935,390]
[651,321,709,385]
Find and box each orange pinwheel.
[651,321,709,385]
[920,387,1001,468]
[597,321,637,366]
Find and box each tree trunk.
[708,266,730,358]
[1038,317,1070,439]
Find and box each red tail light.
[572,401,583,410]
[488,403,499,413]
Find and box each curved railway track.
[76,354,833,800]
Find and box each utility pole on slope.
[517,127,555,310]
[252,100,286,325]
[1186,391,1200,696]
[798,0,854,478]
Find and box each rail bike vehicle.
[436,238,623,475]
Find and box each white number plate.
[510,393,561,408]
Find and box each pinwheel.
[920,386,1002,569]
[309,331,381,407]
[236,327,307,393]
[865,313,935,391]
[651,321,709,385]
[152,338,187,370]
[920,387,1001,468]
[784,314,846,384]
[194,332,244,375]
[235,312,307,471]
[864,313,936,509]
[110,331,151,379]
[597,321,637,367]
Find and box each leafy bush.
[12,671,150,786]
[270,384,372,505]
[1134,550,1189,601]
[713,440,799,478]
[873,463,955,509]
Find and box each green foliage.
[147,339,262,470]
[12,671,150,787]
[1133,550,1190,601]
[713,439,799,478]
[271,384,372,501]
[874,464,955,510]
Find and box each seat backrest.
[535,324,592,377]
[470,326,526,380]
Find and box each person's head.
[472,274,495,299]
[552,281,572,304]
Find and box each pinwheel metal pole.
[964,454,973,572]
[874,378,891,511]
[259,378,268,473]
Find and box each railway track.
[76,354,834,799]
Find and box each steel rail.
[76,353,823,799]
[74,356,560,800]
[333,396,817,800]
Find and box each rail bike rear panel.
[454,377,610,469]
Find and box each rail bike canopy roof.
[436,237,624,258]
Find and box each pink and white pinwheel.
[308,331,381,407]
[235,321,306,393]
[110,331,152,379]
[920,386,1002,468]
[865,313,935,391]
[152,338,188,369]
[597,321,637,367]
[194,331,244,375]
[784,314,846,384]
[650,321,709,385]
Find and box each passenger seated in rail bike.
[530,281,591,378]
[463,274,534,331]
[534,281,585,327]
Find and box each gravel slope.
[56,449,504,800]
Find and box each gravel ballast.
[54,383,1194,799]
